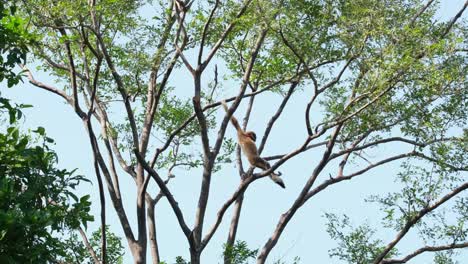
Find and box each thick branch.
[257,123,343,263]
[58,28,85,118]
[20,64,74,105]
[134,150,192,239]
[147,199,160,264]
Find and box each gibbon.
[221,100,285,188]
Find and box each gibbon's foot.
[270,174,286,189]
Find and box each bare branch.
[84,120,107,264]
[372,181,468,264]
[57,26,86,119]
[237,95,257,175]
[318,54,355,93]
[224,89,258,256]
[258,81,298,154]
[139,4,176,155]
[257,123,343,263]
[382,242,468,263]
[147,198,160,264]
[20,64,73,104]
[441,0,468,37]
[200,178,253,249]
[36,49,87,80]
[224,193,245,264]
[192,27,270,252]
[336,132,370,177]
[304,152,416,202]
[329,137,458,160]
[78,227,101,264]
[149,60,333,167]
[200,123,334,250]
[198,0,220,65]
[212,28,269,156]
[173,0,195,74]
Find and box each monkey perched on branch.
[221,100,285,188]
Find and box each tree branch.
[257,123,343,263]
[258,81,298,154]
[84,120,107,264]
[382,241,468,263]
[134,150,192,239]
[373,181,468,264]
[192,26,270,252]
[198,0,220,66]
[78,227,101,264]
[200,0,254,71]
[20,64,74,105]
[441,0,468,37]
[149,60,332,167]
[409,0,436,26]
[93,28,140,151]
[304,152,417,203]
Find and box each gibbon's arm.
[221,100,242,133]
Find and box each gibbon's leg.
[252,157,286,189]
[252,156,270,170]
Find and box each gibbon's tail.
[270,173,286,189]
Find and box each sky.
[1,0,467,263]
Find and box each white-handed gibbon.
[222,100,285,188]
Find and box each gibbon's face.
[246,131,257,142]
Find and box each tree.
[7,0,468,263]
[0,96,94,263]
[1,3,120,262]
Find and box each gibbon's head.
[246,131,257,142]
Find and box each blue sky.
[1,1,467,263]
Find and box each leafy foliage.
[224,240,258,264]
[0,96,94,263]
[0,1,31,87]
[62,226,125,264]
[325,213,395,263]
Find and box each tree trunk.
[147,202,160,264]
[130,243,147,264]
[224,194,244,264]
[190,248,200,264]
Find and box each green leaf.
[33,126,46,136]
